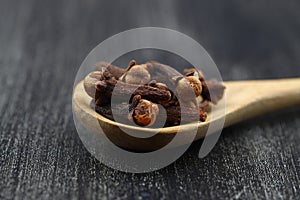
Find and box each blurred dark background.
[0,0,300,199]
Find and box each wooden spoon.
[73,78,300,151]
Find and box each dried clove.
[201,80,225,104]
[128,95,159,127]
[95,78,172,106]
[184,68,225,104]
[94,61,126,79]
[92,101,207,126]
[120,60,151,85]
[84,61,225,127]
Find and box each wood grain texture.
[0,0,300,199]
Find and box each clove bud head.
[175,76,202,101]
[130,99,159,127]
[122,64,151,85]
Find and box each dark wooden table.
[1,0,300,199]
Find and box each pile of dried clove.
[83,60,225,127]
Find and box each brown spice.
[93,102,207,126]
[129,95,159,127]
[201,79,226,104]
[95,79,172,106]
[85,61,225,127]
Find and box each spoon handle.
[224,78,300,127]
[255,77,300,107]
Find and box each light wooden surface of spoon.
[73,78,300,151]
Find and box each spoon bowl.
[73,78,300,151]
